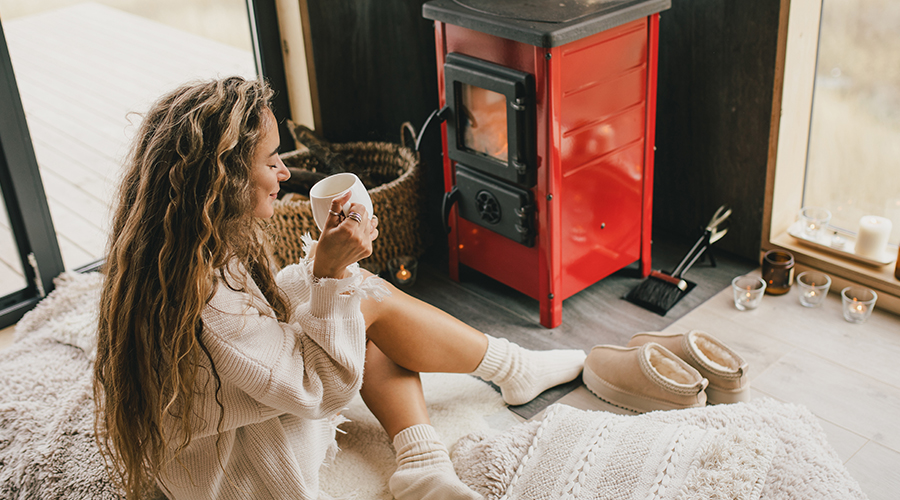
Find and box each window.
[803,0,900,246]
[0,0,297,327]
[0,0,256,272]
[766,0,899,313]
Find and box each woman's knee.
[362,341,420,395]
[360,277,403,328]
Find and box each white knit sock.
[471,335,587,406]
[389,424,481,500]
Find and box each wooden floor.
[404,257,900,500]
[0,2,255,297]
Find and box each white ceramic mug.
[309,173,374,231]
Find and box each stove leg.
[448,257,459,282]
[540,295,562,329]
[640,248,652,279]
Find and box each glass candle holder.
[388,256,418,287]
[796,271,831,308]
[799,206,831,239]
[841,286,877,324]
[732,276,766,311]
[762,249,794,295]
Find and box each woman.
[93,76,585,500]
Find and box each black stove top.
[423,0,670,48]
[454,0,636,24]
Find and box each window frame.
[763,0,900,314]
[0,19,65,329]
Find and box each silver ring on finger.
[347,212,363,223]
[329,210,342,217]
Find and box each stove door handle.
[442,185,460,234]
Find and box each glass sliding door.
[0,0,256,272]
[0,0,289,328]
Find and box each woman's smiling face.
[250,108,290,218]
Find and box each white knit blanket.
[454,401,867,500]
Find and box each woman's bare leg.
[360,279,488,375]
[358,274,583,500]
[360,275,585,406]
[361,340,482,500]
[359,340,430,440]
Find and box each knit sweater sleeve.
[200,258,387,421]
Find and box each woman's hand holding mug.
[309,173,374,231]
[313,192,379,279]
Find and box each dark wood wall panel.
[303,0,783,261]
[304,0,438,143]
[654,0,781,260]
[303,0,447,254]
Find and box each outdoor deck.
[0,2,254,296]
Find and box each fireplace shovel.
[625,205,731,315]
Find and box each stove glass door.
[460,83,509,164]
[443,53,535,187]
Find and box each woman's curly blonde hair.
[93,76,291,500]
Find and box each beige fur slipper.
[628,330,749,404]
[582,342,708,413]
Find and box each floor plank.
[0,194,26,297]
[0,325,14,351]
[816,418,868,464]
[752,348,900,453]
[844,441,900,500]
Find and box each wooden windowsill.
[766,232,900,315]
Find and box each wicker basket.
[269,142,425,272]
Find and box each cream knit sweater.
[157,254,388,500]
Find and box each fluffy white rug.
[1,272,516,499]
[1,272,117,499]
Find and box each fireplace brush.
[625,205,731,315]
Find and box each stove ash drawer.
[455,165,535,247]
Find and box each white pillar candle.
[855,216,892,260]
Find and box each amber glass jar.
[762,249,795,295]
[895,247,900,281]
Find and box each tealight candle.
[396,264,411,282]
[855,216,892,260]
[762,249,794,295]
[799,206,831,240]
[732,276,766,311]
[841,286,877,324]
[796,271,831,308]
[388,256,418,287]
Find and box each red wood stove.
[423,0,670,328]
